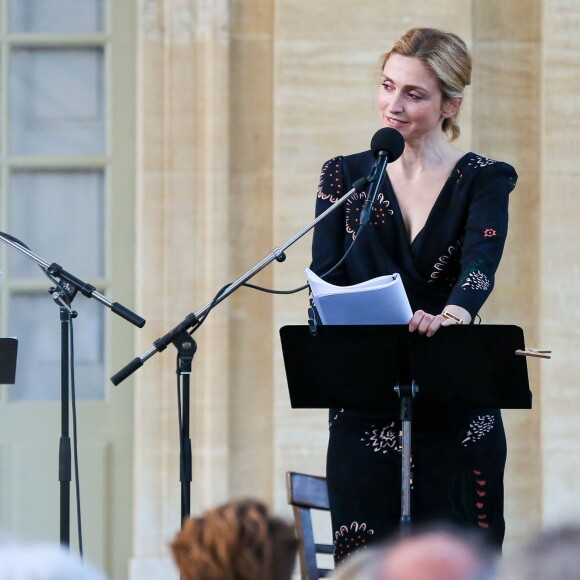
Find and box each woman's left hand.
[408,305,471,337]
[408,310,444,337]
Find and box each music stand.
[279,324,532,533]
[0,338,18,385]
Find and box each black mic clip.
[307,306,318,337]
[359,150,388,227]
[352,176,369,193]
[366,162,379,184]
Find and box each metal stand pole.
[395,380,419,537]
[173,331,197,524]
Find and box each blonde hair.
[380,28,472,141]
[171,499,298,580]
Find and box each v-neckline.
[385,153,471,247]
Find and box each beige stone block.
[230,39,274,173]
[503,425,542,543]
[230,0,273,38]
[543,395,580,448]
[473,0,541,42]
[229,441,275,500]
[540,326,580,410]
[543,450,580,524]
[272,170,317,293]
[540,174,580,449]
[228,178,276,500]
[276,39,381,167]
[140,41,169,171]
[471,42,541,166]
[542,173,580,287]
[275,0,471,43]
[229,172,275,265]
[274,167,317,215]
[542,50,580,174]
[543,0,580,51]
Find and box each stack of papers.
[306,268,412,325]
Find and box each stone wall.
[131,1,578,576]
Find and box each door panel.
[0,2,136,579]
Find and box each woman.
[310,28,517,563]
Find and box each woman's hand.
[408,310,443,337]
[408,306,471,337]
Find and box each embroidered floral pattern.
[345,191,393,239]
[461,269,490,291]
[334,521,375,560]
[317,157,343,203]
[428,239,462,287]
[483,228,497,237]
[461,415,496,446]
[361,423,398,454]
[329,408,345,427]
[467,155,498,169]
[452,167,464,185]
[344,191,364,236]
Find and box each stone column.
[471,0,543,543]
[541,0,580,525]
[131,0,231,577]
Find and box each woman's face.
[378,54,451,143]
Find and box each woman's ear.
[442,97,462,118]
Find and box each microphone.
[359,128,405,226]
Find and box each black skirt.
[326,408,507,563]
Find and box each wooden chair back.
[286,471,333,579]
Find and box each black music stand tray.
[280,324,531,533]
[0,338,18,385]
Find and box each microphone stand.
[173,330,196,523]
[395,380,419,536]
[111,176,369,524]
[0,232,146,548]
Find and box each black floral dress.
[310,150,517,563]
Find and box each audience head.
[380,526,493,580]
[497,523,580,580]
[329,524,494,580]
[171,498,298,580]
[0,541,106,579]
[328,547,385,579]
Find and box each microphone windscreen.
[370,128,405,161]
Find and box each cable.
[68,304,84,559]
[184,209,371,330]
[187,283,231,335]
[176,355,184,485]
[239,221,367,295]
[241,281,308,294]
[0,230,29,248]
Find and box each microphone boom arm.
[0,232,145,328]
[111,176,368,385]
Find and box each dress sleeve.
[310,156,350,286]
[446,161,518,317]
